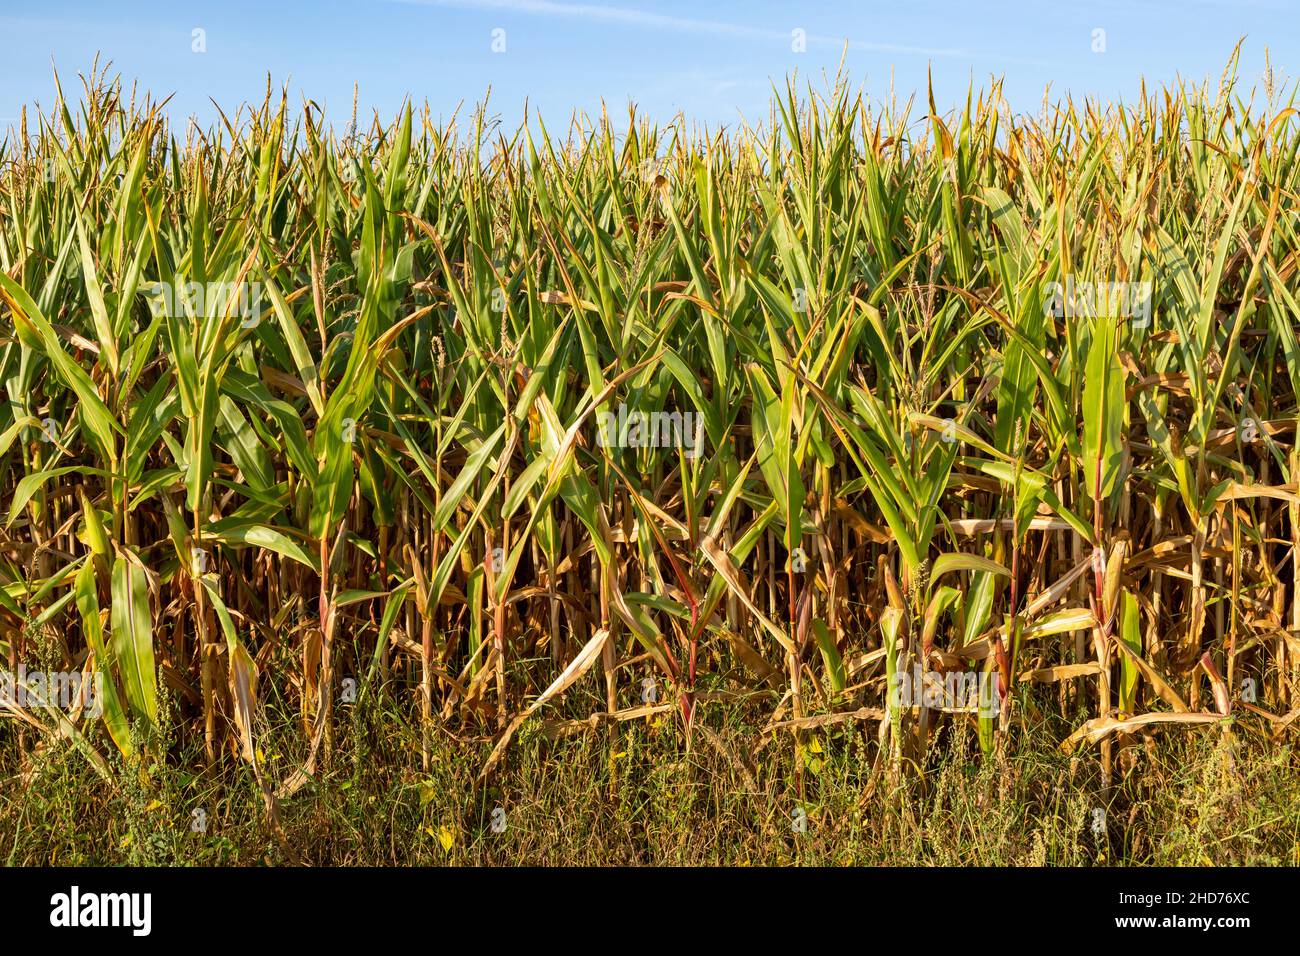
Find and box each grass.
[4,692,1299,865]
[2,49,1300,865]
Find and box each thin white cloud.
[386,0,971,59]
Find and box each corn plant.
[1,54,1298,800]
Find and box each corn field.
[2,57,1300,799]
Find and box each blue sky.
[0,1,1296,133]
